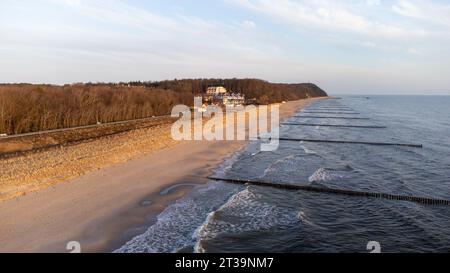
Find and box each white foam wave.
[194,187,299,252]
[115,182,239,253]
[297,211,327,230]
[300,144,317,155]
[261,154,295,177]
[193,188,242,253]
[298,141,317,155]
[212,151,242,178]
[308,167,345,183]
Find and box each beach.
[0,98,323,253]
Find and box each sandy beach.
[0,98,324,253]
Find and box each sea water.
[116,96,450,253]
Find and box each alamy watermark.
[65,240,382,253]
[66,241,81,253]
[171,97,280,151]
[367,241,381,253]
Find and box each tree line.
[0,79,327,135]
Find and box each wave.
[194,187,300,253]
[115,181,240,253]
[261,154,296,178]
[298,211,327,230]
[308,167,348,183]
[193,189,243,253]
[212,150,243,178]
[300,143,317,155]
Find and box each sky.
[1,0,449,95]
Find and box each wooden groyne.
[282,123,386,129]
[308,110,355,112]
[276,137,423,148]
[312,107,353,109]
[301,111,360,114]
[208,177,450,206]
[294,116,370,120]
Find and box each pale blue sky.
[1,0,449,94]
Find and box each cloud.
[0,0,288,84]
[242,20,256,29]
[1,0,449,94]
[229,0,430,39]
[50,0,179,31]
[392,0,450,28]
[63,0,81,7]
[407,47,419,54]
[2,0,263,56]
[366,0,381,6]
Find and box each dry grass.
[0,84,192,135]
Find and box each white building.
[206,86,227,95]
[223,93,245,107]
[203,86,245,107]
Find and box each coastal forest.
[0,79,327,135]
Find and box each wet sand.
[0,98,324,253]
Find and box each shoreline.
[0,97,325,253]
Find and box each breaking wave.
[115,182,240,253]
[194,187,300,253]
[308,167,348,183]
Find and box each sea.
[116,96,450,253]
